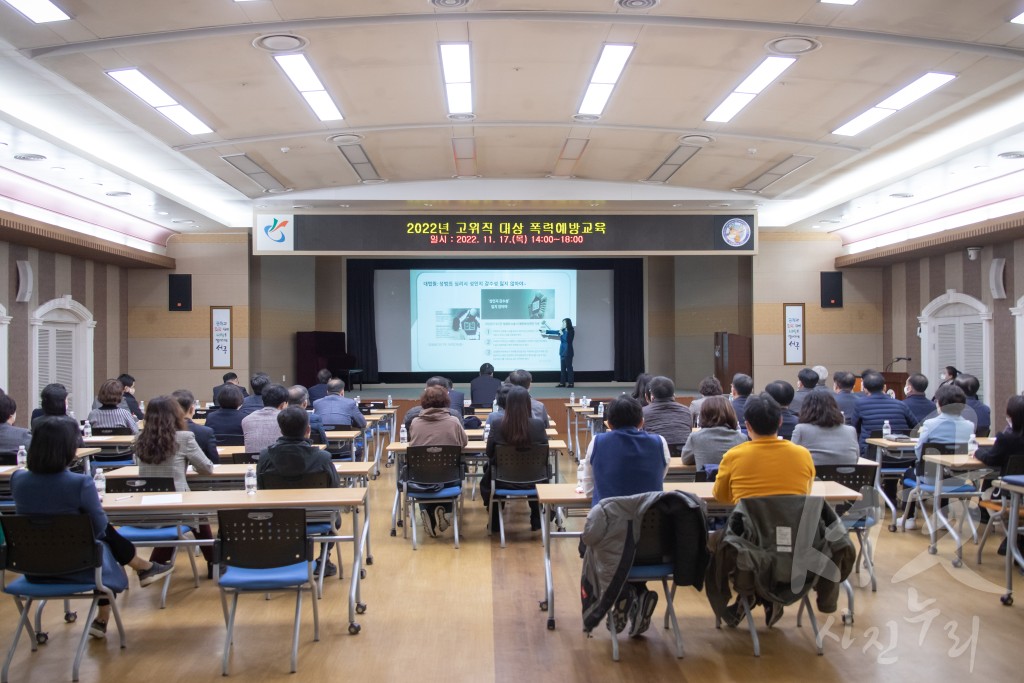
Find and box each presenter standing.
[542,318,575,387]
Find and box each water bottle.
[16,445,27,469]
[355,395,361,406]
[582,395,589,408]
[597,401,605,418]
[569,392,575,405]
[93,468,106,501]
[245,466,257,495]
[968,433,979,457]
[387,395,393,408]
[83,420,93,438]
[138,400,144,412]
[492,398,498,411]
[881,420,891,439]
[483,423,491,442]
[400,424,408,444]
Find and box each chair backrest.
[405,445,463,485]
[633,505,672,566]
[228,452,261,464]
[492,444,550,485]
[105,476,176,493]
[0,515,102,577]
[92,426,135,436]
[813,464,879,516]
[215,433,245,447]
[260,471,332,490]
[665,443,685,457]
[216,508,312,569]
[0,451,17,467]
[919,441,966,456]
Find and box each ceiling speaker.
[16,261,33,303]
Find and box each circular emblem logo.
[721,218,751,247]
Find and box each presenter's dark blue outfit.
[545,327,575,386]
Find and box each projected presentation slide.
[410,269,577,372]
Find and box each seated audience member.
[688,376,723,426]
[853,370,916,454]
[641,376,692,450]
[507,369,549,423]
[789,368,819,415]
[135,396,216,573]
[730,373,754,424]
[172,389,219,463]
[902,373,936,426]
[470,363,502,406]
[631,373,653,407]
[935,365,960,393]
[485,383,514,427]
[212,371,248,404]
[579,396,669,638]
[408,385,468,537]
[954,374,991,436]
[204,385,246,442]
[447,378,467,416]
[87,379,139,434]
[480,386,549,531]
[681,396,746,470]
[240,373,270,415]
[241,383,289,453]
[30,383,83,447]
[831,371,860,423]
[313,379,366,460]
[118,374,144,420]
[288,384,328,446]
[792,391,859,466]
[975,395,1024,473]
[11,417,173,639]
[257,406,340,576]
[764,381,798,440]
[812,365,829,389]
[713,393,815,505]
[307,368,333,403]
[404,377,463,431]
[0,393,31,451]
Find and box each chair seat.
[494,487,539,497]
[627,563,673,580]
[306,522,333,535]
[117,525,191,542]
[903,479,977,494]
[219,562,310,590]
[407,485,462,499]
[880,467,910,474]
[843,516,876,530]
[4,577,96,597]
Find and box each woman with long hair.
[482,385,549,531]
[791,390,859,465]
[631,373,653,407]
[134,396,216,572]
[680,396,746,470]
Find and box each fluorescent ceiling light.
[1013,11,1024,24]
[833,72,955,136]
[107,68,212,135]
[820,0,858,5]
[221,153,286,192]
[577,44,634,117]
[2,0,69,23]
[705,57,794,123]
[440,43,473,115]
[273,54,344,122]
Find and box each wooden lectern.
[881,372,909,400]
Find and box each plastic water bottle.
[569,392,575,405]
[968,433,979,457]
[83,420,93,438]
[245,466,257,495]
[93,468,106,501]
[16,445,27,469]
[881,420,891,439]
[492,398,498,411]
[483,423,491,442]
[400,424,408,444]
[138,400,144,412]
[387,395,393,408]
[355,395,361,406]
[597,401,605,418]
[582,395,589,408]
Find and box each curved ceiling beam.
[172,120,865,154]
[24,11,1024,62]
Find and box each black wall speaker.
[820,271,843,308]
[168,274,192,312]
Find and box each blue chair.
[1,514,128,683]
[814,464,882,597]
[901,442,981,553]
[214,508,319,675]
[105,476,199,607]
[403,445,463,549]
[488,444,550,548]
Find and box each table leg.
[346,503,370,635]
[564,406,574,459]
[930,469,964,567]
[541,502,555,630]
[874,449,899,531]
[1004,491,1022,606]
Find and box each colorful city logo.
[264,217,289,243]
[721,218,752,247]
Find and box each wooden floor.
[2,446,1022,682]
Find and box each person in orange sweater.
[713,392,815,505]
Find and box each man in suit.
[954,374,990,435]
[730,373,754,425]
[307,369,332,403]
[0,393,31,452]
[240,373,270,415]
[447,376,467,417]
[213,372,248,405]
[241,383,289,453]
[853,370,916,454]
[507,369,549,424]
[288,384,328,446]
[788,368,819,416]
[832,371,860,422]
[312,379,366,459]
[403,376,463,431]
[470,363,502,406]
[172,389,219,463]
[902,373,935,426]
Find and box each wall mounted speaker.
[990,258,1006,300]
[168,274,192,311]
[15,260,33,302]
[820,271,843,308]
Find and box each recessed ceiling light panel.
[2,0,69,23]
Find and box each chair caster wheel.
[952,558,963,568]
[355,603,367,614]
[348,623,361,635]
[888,524,897,532]
[842,612,854,625]
[397,520,403,528]
[36,632,49,645]
[928,546,937,555]
[360,569,367,580]
[546,619,555,631]
[539,601,548,611]
[64,611,77,623]
[1001,594,1013,606]
[390,530,397,537]
[366,556,374,566]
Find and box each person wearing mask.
[0,393,31,452]
[172,389,219,463]
[730,373,754,424]
[789,368,820,415]
[688,376,723,427]
[954,374,990,436]
[831,371,860,424]
[902,373,936,426]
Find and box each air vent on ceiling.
[430,0,471,7]
[766,36,822,56]
[617,0,659,9]
[14,153,46,161]
[252,34,309,53]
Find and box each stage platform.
[339,383,699,401]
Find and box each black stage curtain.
[613,259,644,382]
[345,262,380,383]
